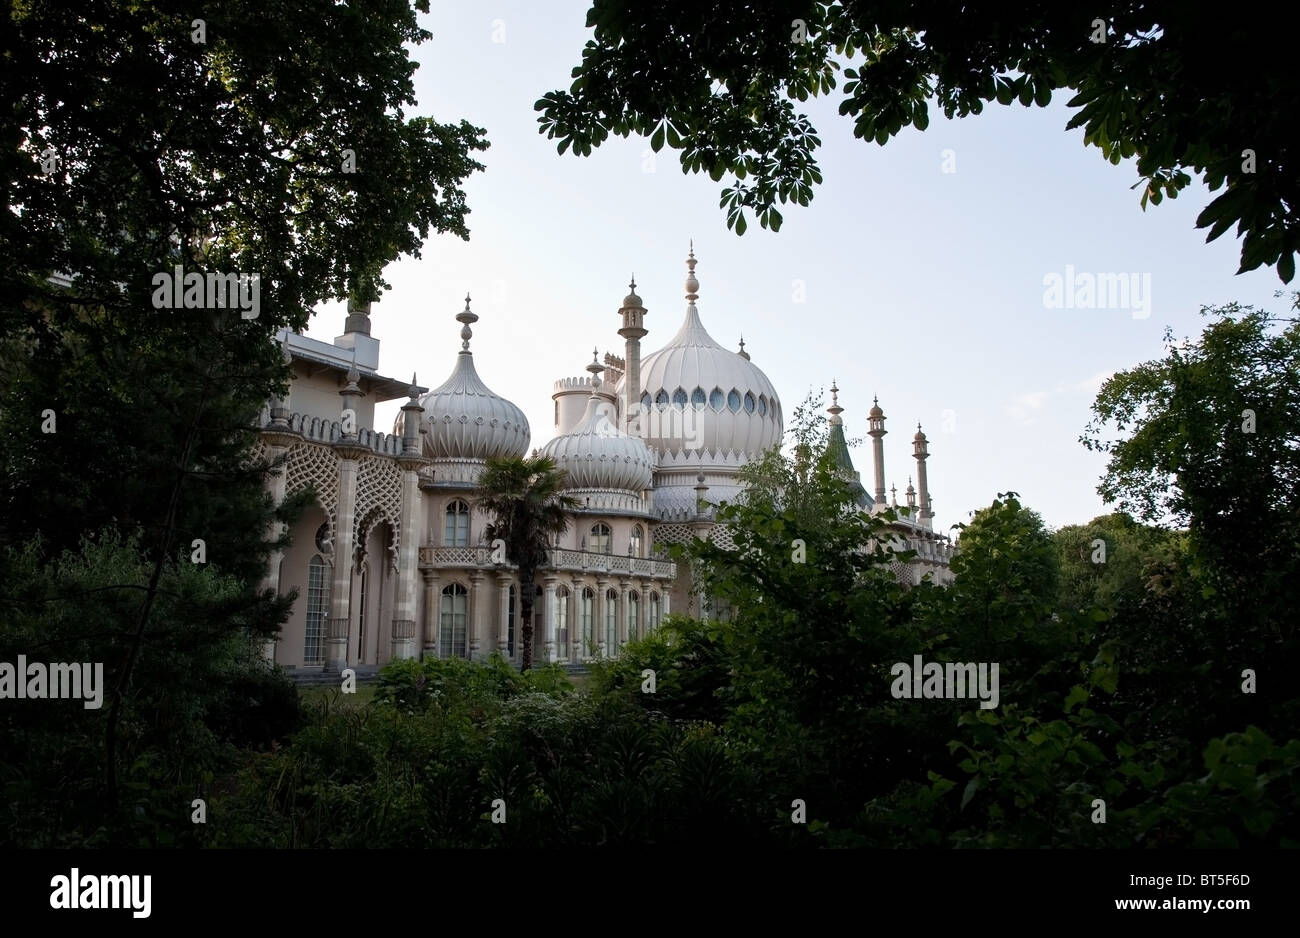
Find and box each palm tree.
[476,455,579,671]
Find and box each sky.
[304,1,1288,535]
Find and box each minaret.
[913,423,932,521]
[868,395,888,506]
[906,477,916,509]
[618,275,648,436]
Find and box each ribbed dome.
[539,395,655,492]
[416,349,530,460]
[625,305,783,457]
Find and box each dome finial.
[685,242,699,304]
[456,294,478,352]
[586,347,604,390]
[828,380,844,425]
[737,335,750,360]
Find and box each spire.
[827,379,843,426]
[457,294,477,352]
[737,335,750,360]
[685,242,699,305]
[586,347,604,391]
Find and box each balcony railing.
[419,545,676,580]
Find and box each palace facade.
[256,247,953,671]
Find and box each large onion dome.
[539,394,655,492]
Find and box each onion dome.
[539,392,655,492]
[624,246,783,457]
[415,295,530,460]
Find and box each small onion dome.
[417,297,530,460]
[538,395,655,492]
[623,276,642,308]
[914,422,927,441]
[869,395,884,418]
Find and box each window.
[590,522,611,554]
[630,525,642,558]
[640,391,651,411]
[654,389,669,410]
[444,500,470,547]
[605,589,618,652]
[672,387,687,407]
[627,592,640,642]
[304,555,329,665]
[709,388,724,411]
[650,592,661,631]
[356,566,368,662]
[555,587,569,658]
[580,588,594,655]
[507,584,516,657]
[691,387,706,408]
[440,583,468,658]
[744,392,756,414]
[554,400,559,426]
[758,394,767,416]
[727,389,742,412]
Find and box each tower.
[868,396,888,506]
[618,275,648,435]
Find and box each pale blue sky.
[306,1,1285,533]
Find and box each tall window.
[605,589,618,653]
[555,587,569,658]
[629,525,642,558]
[440,583,468,658]
[356,566,368,663]
[627,592,639,643]
[507,584,516,657]
[580,588,595,655]
[444,500,470,547]
[590,522,611,554]
[650,592,661,632]
[304,555,329,665]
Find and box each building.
[256,247,953,672]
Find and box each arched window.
[555,587,569,658]
[580,588,595,655]
[554,400,559,426]
[709,388,725,411]
[440,583,468,658]
[672,387,687,407]
[627,591,640,643]
[630,524,642,558]
[640,391,651,411]
[691,387,706,408]
[605,589,618,652]
[507,584,516,658]
[654,389,669,410]
[590,522,611,554]
[758,394,767,416]
[304,554,329,665]
[356,565,368,662]
[744,392,756,414]
[444,500,470,547]
[727,389,742,412]
[650,592,661,631]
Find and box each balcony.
[419,545,676,580]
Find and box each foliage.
[539,2,1297,280]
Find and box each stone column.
[421,568,440,658]
[595,576,609,658]
[618,579,631,646]
[496,572,512,659]
[542,577,558,663]
[640,582,650,637]
[326,447,365,671]
[257,435,297,663]
[662,587,671,619]
[390,381,426,661]
[468,570,485,660]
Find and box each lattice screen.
[354,455,403,547]
[284,443,340,523]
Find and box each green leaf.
[960,775,982,811]
[650,123,665,153]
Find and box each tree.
[1082,297,1300,744]
[2,0,488,819]
[476,456,580,671]
[538,2,1298,280]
